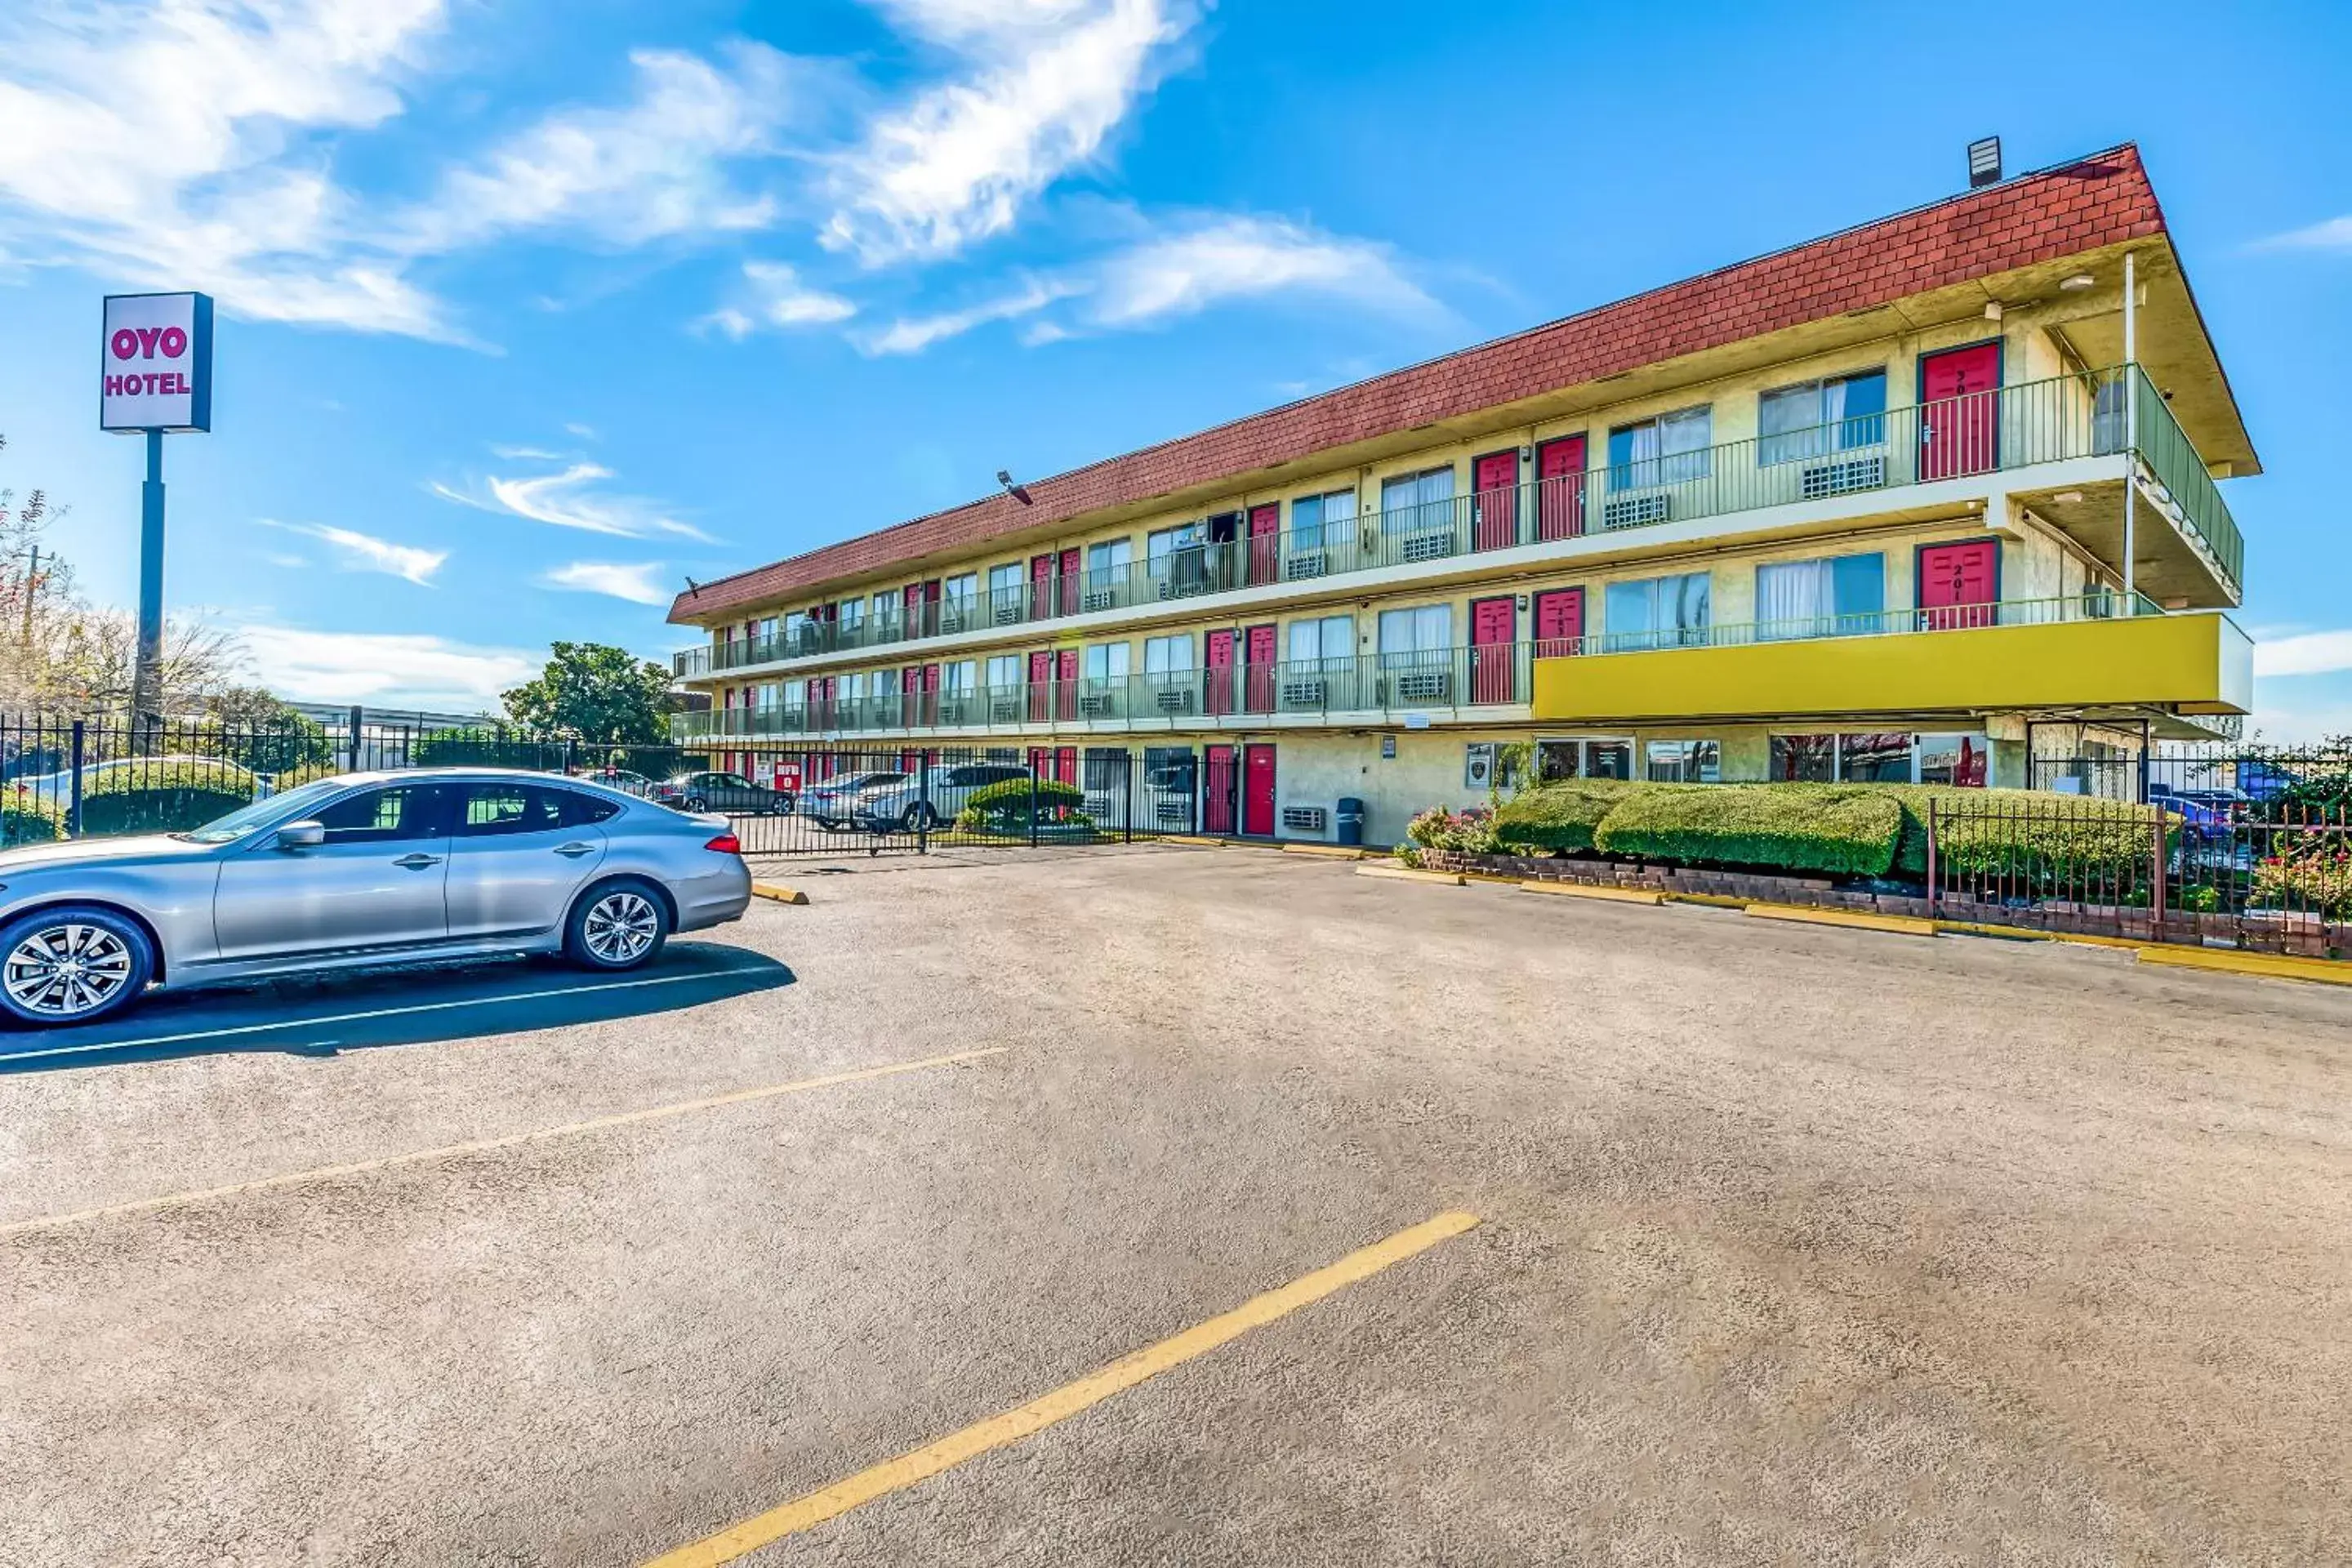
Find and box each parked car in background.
[0,768,751,1027]
[798,770,909,830]
[583,767,657,798]
[853,761,1031,832]
[649,770,796,815]
[2149,784,2247,840]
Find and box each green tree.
[501,642,673,744]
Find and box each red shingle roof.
[671,145,2165,625]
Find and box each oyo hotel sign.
[100,292,214,433]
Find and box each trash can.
[1335,797,1366,847]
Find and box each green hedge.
[75,760,258,836]
[2,803,62,847]
[1592,782,1906,876]
[1870,786,2164,877]
[1491,779,1646,853]
[956,777,1086,834]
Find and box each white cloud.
[261,519,446,585]
[2254,629,2352,679]
[0,0,460,337]
[2253,216,2352,252]
[852,213,1432,354]
[541,560,671,605]
[238,624,535,709]
[853,274,1077,354]
[431,461,712,542]
[394,44,802,254]
[824,0,1196,264]
[698,260,857,338]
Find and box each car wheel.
[898,804,933,832]
[565,879,670,972]
[682,795,707,813]
[0,904,155,1028]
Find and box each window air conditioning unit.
[1281,805,1328,834]
[1602,492,1672,529]
[989,697,1022,724]
[1279,679,1327,706]
[1392,670,1450,702]
[1155,688,1195,714]
[1800,454,1886,500]
[1282,551,1328,581]
[1079,693,1116,717]
[991,604,1022,626]
[1081,590,1116,612]
[1398,529,1452,564]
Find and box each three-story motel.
[668,145,2253,846]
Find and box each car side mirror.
[274,821,326,849]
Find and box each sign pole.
[133,428,167,725]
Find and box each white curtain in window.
[1145,635,1193,675]
[1378,604,1450,658]
[1759,385,1824,466]
[1757,560,1829,637]
[1323,490,1357,546]
[1659,407,1712,482]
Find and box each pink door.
[920,662,940,726]
[1030,554,1056,620]
[1533,587,1584,657]
[1919,343,2000,480]
[1203,745,1236,834]
[1205,628,1237,717]
[1247,502,1281,585]
[1056,647,1079,721]
[899,666,920,726]
[1536,434,1587,541]
[1054,746,1077,786]
[1918,539,1998,630]
[1058,548,1082,617]
[1243,623,1277,713]
[1472,449,1519,551]
[1470,595,1517,703]
[1027,649,1053,722]
[1028,746,1051,778]
[1242,744,1277,837]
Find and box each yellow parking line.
[643,1209,1481,1566]
[0,1047,1005,1240]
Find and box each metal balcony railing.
[1545,590,2165,657]
[672,364,2243,676]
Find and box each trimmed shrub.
[1405,805,1496,854]
[412,727,564,769]
[1491,778,1649,853]
[2,802,62,848]
[78,759,256,836]
[955,777,1087,835]
[1592,783,1905,876]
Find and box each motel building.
[666,144,2254,847]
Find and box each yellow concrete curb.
[1930,920,2146,951]
[1746,902,1936,937]
[1661,892,1751,911]
[1518,880,1665,906]
[1356,864,1464,886]
[1160,835,1227,848]
[750,882,809,906]
[1282,843,1369,861]
[2134,946,2352,987]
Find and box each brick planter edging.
[1414,850,2342,960]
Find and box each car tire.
[682,795,707,813]
[898,804,933,833]
[0,904,156,1028]
[564,879,670,972]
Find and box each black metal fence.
[0,714,1204,858]
[2028,742,2352,808]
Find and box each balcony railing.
[675,364,2242,675]
[1548,590,2163,657]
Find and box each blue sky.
[0,0,2347,732]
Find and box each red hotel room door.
[920,662,940,726]
[1029,554,1056,620]
[1919,343,2000,481]
[1247,502,1281,585]
[1205,628,1237,717]
[1472,449,1519,551]
[1532,588,1584,656]
[1056,648,1079,721]
[1058,548,1081,616]
[1918,539,1999,630]
[1054,746,1077,785]
[1203,744,1237,834]
[1470,595,1517,703]
[1243,623,1277,713]
[1242,744,1277,837]
[1027,649,1053,721]
[1536,434,1587,541]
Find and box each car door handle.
[553,842,596,858]
[394,853,443,870]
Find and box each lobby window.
[1918,733,1989,786]
[1290,489,1358,551]
[1755,553,1884,639]
[1646,740,1721,782]
[1608,406,1711,488]
[1758,369,1887,466]
[1288,615,1354,667]
[1769,733,1838,782]
[1379,467,1456,533]
[1376,604,1451,666]
[1603,572,1711,651]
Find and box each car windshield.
[174,778,350,844]
[849,773,907,788]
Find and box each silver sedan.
[0,767,753,1028]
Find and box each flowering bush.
[2251,844,2352,919]
[1404,805,1496,855]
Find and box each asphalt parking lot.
[4,843,2350,1565]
